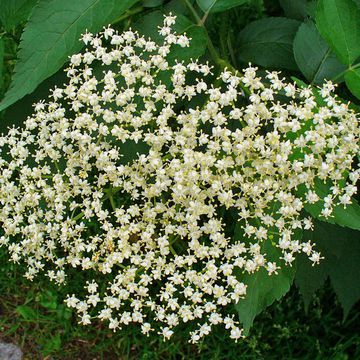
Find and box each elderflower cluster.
[0,15,359,342]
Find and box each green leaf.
[279,0,307,20]
[0,0,139,112]
[133,10,165,42]
[41,333,61,356]
[293,21,346,84]
[297,221,360,317]
[143,0,163,6]
[0,38,4,90]
[248,0,264,14]
[344,68,360,99]
[39,290,58,310]
[238,17,301,70]
[316,0,360,66]
[56,304,73,321]
[306,1,317,18]
[235,240,296,334]
[303,179,360,231]
[0,0,38,30]
[164,0,189,15]
[167,26,207,63]
[196,0,248,13]
[295,253,327,311]
[1,68,67,129]
[16,305,38,321]
[119,140,150,165]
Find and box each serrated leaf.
[2,68,67,129]
[303,179,360,231]
[316,0,360,66]
[0,0,139,113]
[298,221,360,318]
[0,0,38,30]
[235,240,296,334]
[196,0,248,13]
[293,21,346,84]
[238,17,301,70]
[279,0,307,20]
[344,68,360,99]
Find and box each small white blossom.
[0,14,358,343]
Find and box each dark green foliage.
[303,180,360,231]
[235,240,296,334]
[278,0,308,20]
[0,38,3,90]
[1,249,359,359]
[196,0,248,13]
[293,21,345,84]
[143,0,164,7]
[0,0,38,30]
[296,221,360,318]
[133,10,207,62]
[237,17,301,70]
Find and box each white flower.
[0,14,358,343]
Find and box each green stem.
[227,32,238,69]
[183,0,202,23]
[219,15,229,62]
[182,0,250,96]
[54,161,60,173]
[72,186,122,221]
[332,62,360,82]
[107,186,117,211]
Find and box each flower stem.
[331,62,360,82]
[182,0,250,95]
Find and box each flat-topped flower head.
[0,14,359,342]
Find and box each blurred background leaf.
[0,0,38,30]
